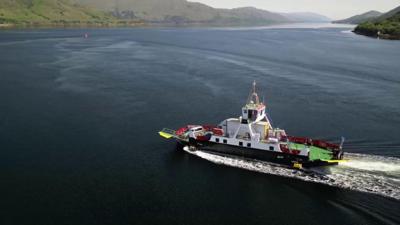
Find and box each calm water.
[0,25,399,225]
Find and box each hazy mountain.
[76,0,290,24]
[333,10,382,24]
[218,7,290,25]
[282,12,331,22]
[376,5,400,20]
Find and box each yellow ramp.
[159,131,174,139]
[158,128,177,139]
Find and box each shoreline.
[0,21,148,29]
[0,22,356,30]
[353,30,400,40]
[0,24,13,28]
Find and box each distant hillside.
[76,0,290,25]
[0,0,117,25]
[333,10,382,24]
[0,0,332,27]
[354,6,400,40]
[377,5,400,20]
[76,0,217,22]
[217,7,290,25]
[282,12,331,22]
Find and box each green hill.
[0,0,291,26]
[76,0,290,25]
[0,0,329,27]
[0,0,117,26]
[354,6,400,40]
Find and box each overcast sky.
[189,0,400,19]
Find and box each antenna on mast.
[247,80,260,105]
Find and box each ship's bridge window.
[248,110,258,120]
[191,127,202,132]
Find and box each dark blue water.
[0,25,399,225]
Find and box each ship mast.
[247,80,261,105]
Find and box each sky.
[189,0,400,19]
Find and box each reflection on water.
[208,22,356,30]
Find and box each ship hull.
[178,140,337,168]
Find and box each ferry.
[159,82,346,169]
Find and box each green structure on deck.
[288,142,333,161]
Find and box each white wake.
[183,148,400,200]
